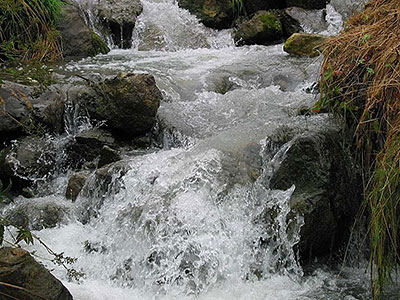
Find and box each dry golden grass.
[315,0,400,296]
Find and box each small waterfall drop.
[6,0,375,299]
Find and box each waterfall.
[4,0,375,299]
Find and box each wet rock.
[97,0,143,48]
[57,3,110,59]
[285,7,328,33]
[286,0,327,9]
[66,128,119,169]
[0,247,73,300]
[233,10,301,46]
[244,0,286,15]
[177,0,233,29]
[233,11,283,46]
[0,136,56,188]
[284,33,328,57]
[66,170,91,201]
[269,130,360,261]
[6,201,69,230]
[330,0,367,21]
[0,80,67,141]
[78,73,162,139]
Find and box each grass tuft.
[0,0,64,62]
[315,0,400,297]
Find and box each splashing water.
[10,0,376,299]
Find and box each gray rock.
[66,128,120,169]
[286,0,327,9]
[6,201,69,230]
[269,130,360,260]
[78,73,162,138]
[244,0,286,15]
[0,80,65,141]
[97,0,143,48]
[0,136,56,186]
[66,170,91,201]
[57,3,110,59]
[177,0,233,29]
[0,247,73,300]
[233,10,301,46]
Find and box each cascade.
[3,0,375,299]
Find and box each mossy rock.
[233,11,283,46]
[0,247,73,300]
[177,0,233,29]
[283,33,327,57]
[89,31,110,56]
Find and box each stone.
[0,247,73,300]
[0,136,56,188]
[269,130,360,261]
[286,0,327,9]
[283,33,328,57]
[177,0,233,29]
[244,0,286,15]
[66,170,91,201]
[97,0,143,48]
[6,201,69,230]
[233,11,283,46]
[78,73,162,138]
[57,3,110,59]
[0,80,66,142]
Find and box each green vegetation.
[0,0,64,62]
[258,12,281,32]
[314,0,400,297]
[231,0,245,16]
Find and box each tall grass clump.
[0,0,64,62]
[314,0,400,297]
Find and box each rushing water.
[5,0,378,299]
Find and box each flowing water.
[5,0,377,299]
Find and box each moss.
[0,62,55,88]
[258,12,282,33]
[89,31,110,57]
[284,33,327,57]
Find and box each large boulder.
[0,247,73,300]
[57,2,110,59]
[77,73,162,139]
[177,0,233,29]
[283,33,328,57]
[97,0,143,48]
[286,0,327,9]
[233,10,301,46]
[269,130,360,261]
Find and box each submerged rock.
[78,73,162,139]
[0,247,73,300]
[58,3,110,59]
[97,0,143,48]
[177,0,233,29]
[284,33,327,57]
